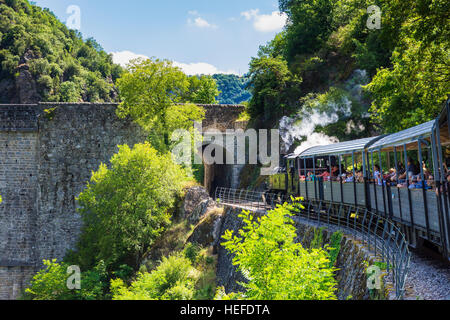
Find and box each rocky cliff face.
[180,188,248,293]
[292,221,374,300]
[0,50,40,104]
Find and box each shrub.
[184,243,201,264]
[111,253,198,300]
[218,200,338,300]
[24,259,108,300]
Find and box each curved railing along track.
[215,187,411,300]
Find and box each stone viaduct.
[0,102,245,299]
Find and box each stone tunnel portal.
[201,143,234,196]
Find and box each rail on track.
[215,187,411,299]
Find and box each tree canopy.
[116,58,212,152]
[183,75,220,104]
[0,0,122,103]
[212,74,252,105]
[247,0,449,136]
[73,143,188,271]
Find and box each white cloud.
[188,17,217,29]
[110,50,150,67]
[172,61,237,76]
[241,9,260,21]
[110,51,238,75]
[241,9,287,32]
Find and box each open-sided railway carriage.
[269,101,450,259]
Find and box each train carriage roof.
[368,120,437,151]
[298,136,381,158]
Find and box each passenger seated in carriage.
[318,167,330,180]
[389,163,406,184]
[381,168,393,183]
[355,170,364,183]
[399,158,420,181]
[306,171,316,181]
[434,172,450,195]
[342,171,354,183]
[331,165,340,180]
[374,165,383,186]
[407,175,432,190]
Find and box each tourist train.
[268,99,450,260]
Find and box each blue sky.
[33,0,287,75]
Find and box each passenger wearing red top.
[331,165,339,178]
[318,170,330,178]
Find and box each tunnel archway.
[200,143,234,196]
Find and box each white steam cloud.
[279,69,369,155]
[279,97,353,154]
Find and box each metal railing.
[215,187,411,300]
[215,187,287,213]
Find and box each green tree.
[111,253,198,300]
[165,103,206,133]
[24,259,108,300]
[248,55,302,121]
[366,40,449,132]
[279,0,334,63]
[116,58,188,127]
[183,75,220,104]
[116,58,206,152]
[74,143,188,271]
[0,0,122,103]
[364,0,450,132]
[218,200,337,300]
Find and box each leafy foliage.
[247,55,302,121]
[111,253,198,300]
[212,74,252,105]
[116,58,207,152]
[280,0,334,62]
[364,0,450,132]
[328,231,343,268]
[0,0,122,102]
[218,200,337,300]
[116,58,189,127]
[366,39,449,132]
[24,259,108,300]
[183,75,220,104]
[248,0,449,138]
[73,143,188,271]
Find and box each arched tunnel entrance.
[200,143,234,196]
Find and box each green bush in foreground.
[216,200,338,300]
[111,253,198,300]
[24,259,108,300]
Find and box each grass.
[191,246,218,300]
